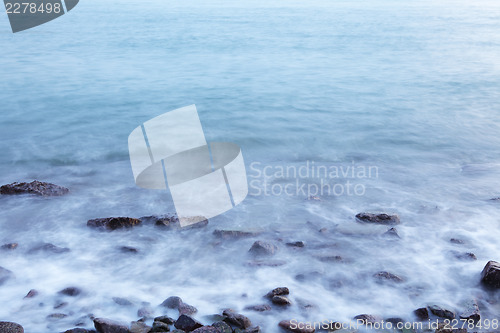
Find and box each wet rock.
[373,271,405,283]
[451,251,477,261]
[119,246,139,254]
[286,241,305,248]
[171,331,186,333]
[222,309,252,329]
[248,241,278,256]
[0,266,14,285]
[428,305,455,320]
[154,316,175,325]
[212,321,232,333]
[316,255,344,263]
[278,320,315,333]
[54,301,68,309]
[355,213,400,225]
[385,318,404,325]
[93,318,130,333]
[450,238,465,245]
[0,180,69,196]
[244,304,271,312]
[59,287,82,297]
[150,321,170,332]
[113,297,133,306]
[28,243,70,254]
[353,314,378,324]
[383,228,400,238]
[24,289,38,299]
[88,217,142,231]
[137,304,154,318]
[0,322,24,333]
[272,295,292,306]
[191,327,219,333]
[64,329,97,333]
[265,287,289,298]
[213,230,260,239]
[140,215,179,228]
[414,307,429,320]
[161,296,183,309]
[435,322,466,333]
[179,302,198,315]
[481,260,500,288]
[234,327,261,333]
[47,313,68,320]
[1,243,18,250]
[246,260,287,267]
[130,321,151,333]
[174,315,203,332]
[459,299,480,322]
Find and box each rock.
[28,243,70,254]
[385,318,404,325]
[248,241,278,256]
[0,266,14,285]
[278,320,315,333]
[435,322,466,333]
[459,299,480,322]
[179,217,209,229]
[88,217,142,231]
[93,318,130,333]
[244,304,271,312]
[481,260,500,288]
[222,309,252,329]
[272,295,292,306]
[174,315,203,332]
[191,327,219,333]
[212,321,232,333]
[316,255,344,263]
[179,302,198,315]
[213,230,260,239]
[373,271,405,283]
[414,307,429,320]
[265,287,289,298]
[355,213,400,225]
[58,287,82,296]
[1,243,18,250]
[246,260,286,267]
[171,331,186,333]
[161,296,183,309]
[150,321,170,332]
[286,241,305,248]
[130,321,151,333]
[54,301,68,309]
[64,329,97,333]
[0,180,69,196]
[353,314,378,324]
[241,327,261,333]
[47,313,68,320]
[450,238,465,245]
[137,304,154,318]
[154,316,175,325]
[0,322,24,333]
[428,305,455,319]
[140,215,179,228]
[24,289,38,299]
[113,297,133,306]
[383,228,400,238]
[451,251,477,261]
[119,246,139,254]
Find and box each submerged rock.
[286,241,305,248]
[87,217,141,231]
[353,314,379,324]
[278,320,315,333]
[0,322,24,333]
[383,228,400,238]
[137,304,154,318]
[246,260,286,267]
[428,305,455,319]
[47,313,68,320]
[451,251,477,261]
[0,266,14,285]
[93,318,129,333]
[0,180,69,196]
[459,299,480,322]
[112,297,133,306]
[28,243,70,254]
[265,287,289,298]
[272,295,292,306]
[355,213,400,225]
[373,271,405,283]
[1,243,18,250]
[248,241,278,256]
[222,309,252,329]
[24,289,38,299]
[58,287,82,297]
[174,315,203,332]
[140,215,179,228]
[119,246,139,254]
[450,238,465,245]
[213,230,260,239]
[481,260,500,288]
[244,304,271,312]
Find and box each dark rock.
[450,238,465,245]
[174,315,203,332]
[385,318,404,325]
[373,271,405,283]
[28,243,70,254]
[119,246,139,254]
[24,289,38,299]
[316,255,344,263]
[278,320,315,333]
[1,243,18,250]
[452,251,477,261]
[246,260,286,267]
[0,180,69,196]
[179,302,198,315]
[286,241,305,248]
[248,241,278,256]
[59,287,82,296]
[161,296,183,309]
[64,329,97,333]
[414,307,429,320]
[140,215,179,228]
[212,321,232,333]
[355,213,400,225]
[47,313,68,320]
[93,318,130,333]
[222,309,252,329]
[459,299,480,322]
[435,322,467,333]
[244,304,271,312]
[150,321,170,332]
[54,301,68,309]
[428,305,455,319]
[265,287,289,298]
[154,316,175,325]
[113,297,133,306]
[272,295,292,306]
[87,217,141,231]
[481,260,500,288]
[191,327,219,333]
[241,327,261,333]
[353,314,378,324]
[213,230,260,239]
[0,322,24,333]
[383,228,400,238]
[137,304,154,318]
[171,331,186,333]
[0,266,14,285]
[129,321,151,333]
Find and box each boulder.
[278,320,315,333]
[265,287,289,298]
[191,327,219,333]
[129,321,150,333]
[414,307,429,320]
[212,321,232,333]
[0,180,69,196]
[154,316,175,325]
[272,295,292,306]
[428,305,455,319]
[222,309,252,329]
[459,299,480,322]
[58,287,82,296]
[87,217,141,231]
[481,260,500,288]
[1,243,18,250]
[93,318,130,333]
[161,296,183,309]
[28,243,70,254]
[373,271,405,283]
[248,241,278,256]
[244,304,271,312]
[179,302,198,315]
[174,315,203,332]
[149,321,170,332]
[0,266,14,285]
[355,213,400,225]
[0,322,24,333]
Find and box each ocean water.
[1,0,500,331]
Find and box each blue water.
[1,0,500,331]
